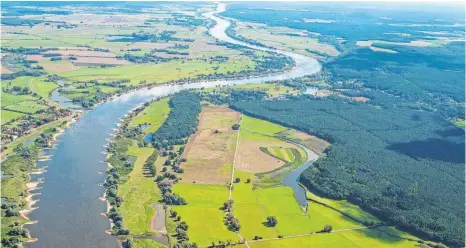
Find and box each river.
[24,3,320,247]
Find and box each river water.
[25,3,320,247]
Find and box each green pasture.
[3,101,49,114]
[119,146,161,235]
[171,183,239,246]
[232,171,362,239]
[1,110,25,124]
[129,98,170,134]
[240,115,288,141]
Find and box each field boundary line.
[228,113,241,200]
[247,226,373,244]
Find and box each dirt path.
[150,204,167,234]
[228,114,241,200]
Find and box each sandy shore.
[99,191,114,234]
[20,181,43,221]
[29,166,48,175]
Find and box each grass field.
[129,98,170,134]
[1,110,25,124]
[232,171,362,239]
[1,92,36,107]
[241,115,287,137]
[4,101,49,114]
[116,145,162,235]
[29,77,60,101]
[171,183,240,245]
[133,239,167,248]
[247,227,423,248]
[305,190,380,224]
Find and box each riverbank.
[16,3,321,247]
[1,114,79,247]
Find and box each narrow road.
[228,114,241,200]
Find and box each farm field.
[181,107,240,184]
[171,183,240,245]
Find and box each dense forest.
[230,97,465,247]
[325,42,465,116]
[150,91,201,147]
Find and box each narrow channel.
[24,3,321,247]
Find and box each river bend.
[24,3,320,247]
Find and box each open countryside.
[0,2,464,248]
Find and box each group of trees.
[1,70,45,80]
[169,210,198,248]
[221,200,240,232]
[117,53,171,64]
[325,42,465,119]
[152,48,189,56]
[3,85,30,95]
[144,150,158,176]
[231,97,465,247]
[150,92,201,147]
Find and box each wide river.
[25,3,320,247]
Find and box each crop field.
[129,98,170,134]
[40,60,80,73]
[181,107,240,184]
[118,145,161,235]
[171,183,240,245]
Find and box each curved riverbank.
[24,3,320,247]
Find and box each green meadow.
[248,227,422,248]
[171,183,240,246]
[129,98,170,134]
[118,145,161,235]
